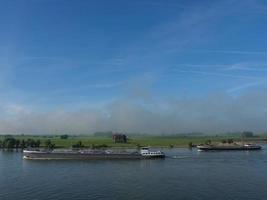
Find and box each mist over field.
[0,90,266,135]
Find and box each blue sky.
[1,0,267,134]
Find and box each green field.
[1,134,266,148]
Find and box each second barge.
[197,143,262,151]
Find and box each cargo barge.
[197,143,262,151]
[23,147,165,160]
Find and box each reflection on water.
[1,146,267,200]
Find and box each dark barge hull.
[197,146,262,151]
[23,152,165,160]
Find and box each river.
[1,146,267,200]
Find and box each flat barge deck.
[23,147,165,160]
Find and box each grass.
[1,134,267,148]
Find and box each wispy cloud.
[177,64,228,68]
[227,79,267,94]
[172,62,267,73]
[49,81,124,96]
[201,50,267,55]
[173,69,260,80]
[86,82,123,89]
[223,63,267,72]
[134,1,190,8]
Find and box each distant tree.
[4,135,13,139]
[221,139,227,144]
[21,140,26,149]
[188,142,193,148]
[227,138,234,144]
[0,140,2,148]
[72,141,84,149]
[112,134,127,143]
[241,131,254,138]
[60,134,69,139]
[15,139,20,149]
[26,139,36,148]
[45,139,51,147]
[91,144,108,149]
[3,137,16,149]
[18,139,41,149]
[36,140,41,148]
[205,140,211,145]
[44,139,55,149]
[99,144,108,148]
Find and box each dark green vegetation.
[0,135,57,150]
[0,132,267,149]
[44,139,55,149]
[0,135,41,149]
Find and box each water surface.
[1,146,267,200]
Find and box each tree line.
[0,137,55,149]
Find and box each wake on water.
[170,155,190,159]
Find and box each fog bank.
[0,91,267,135]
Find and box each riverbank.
[1,134,267,149]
